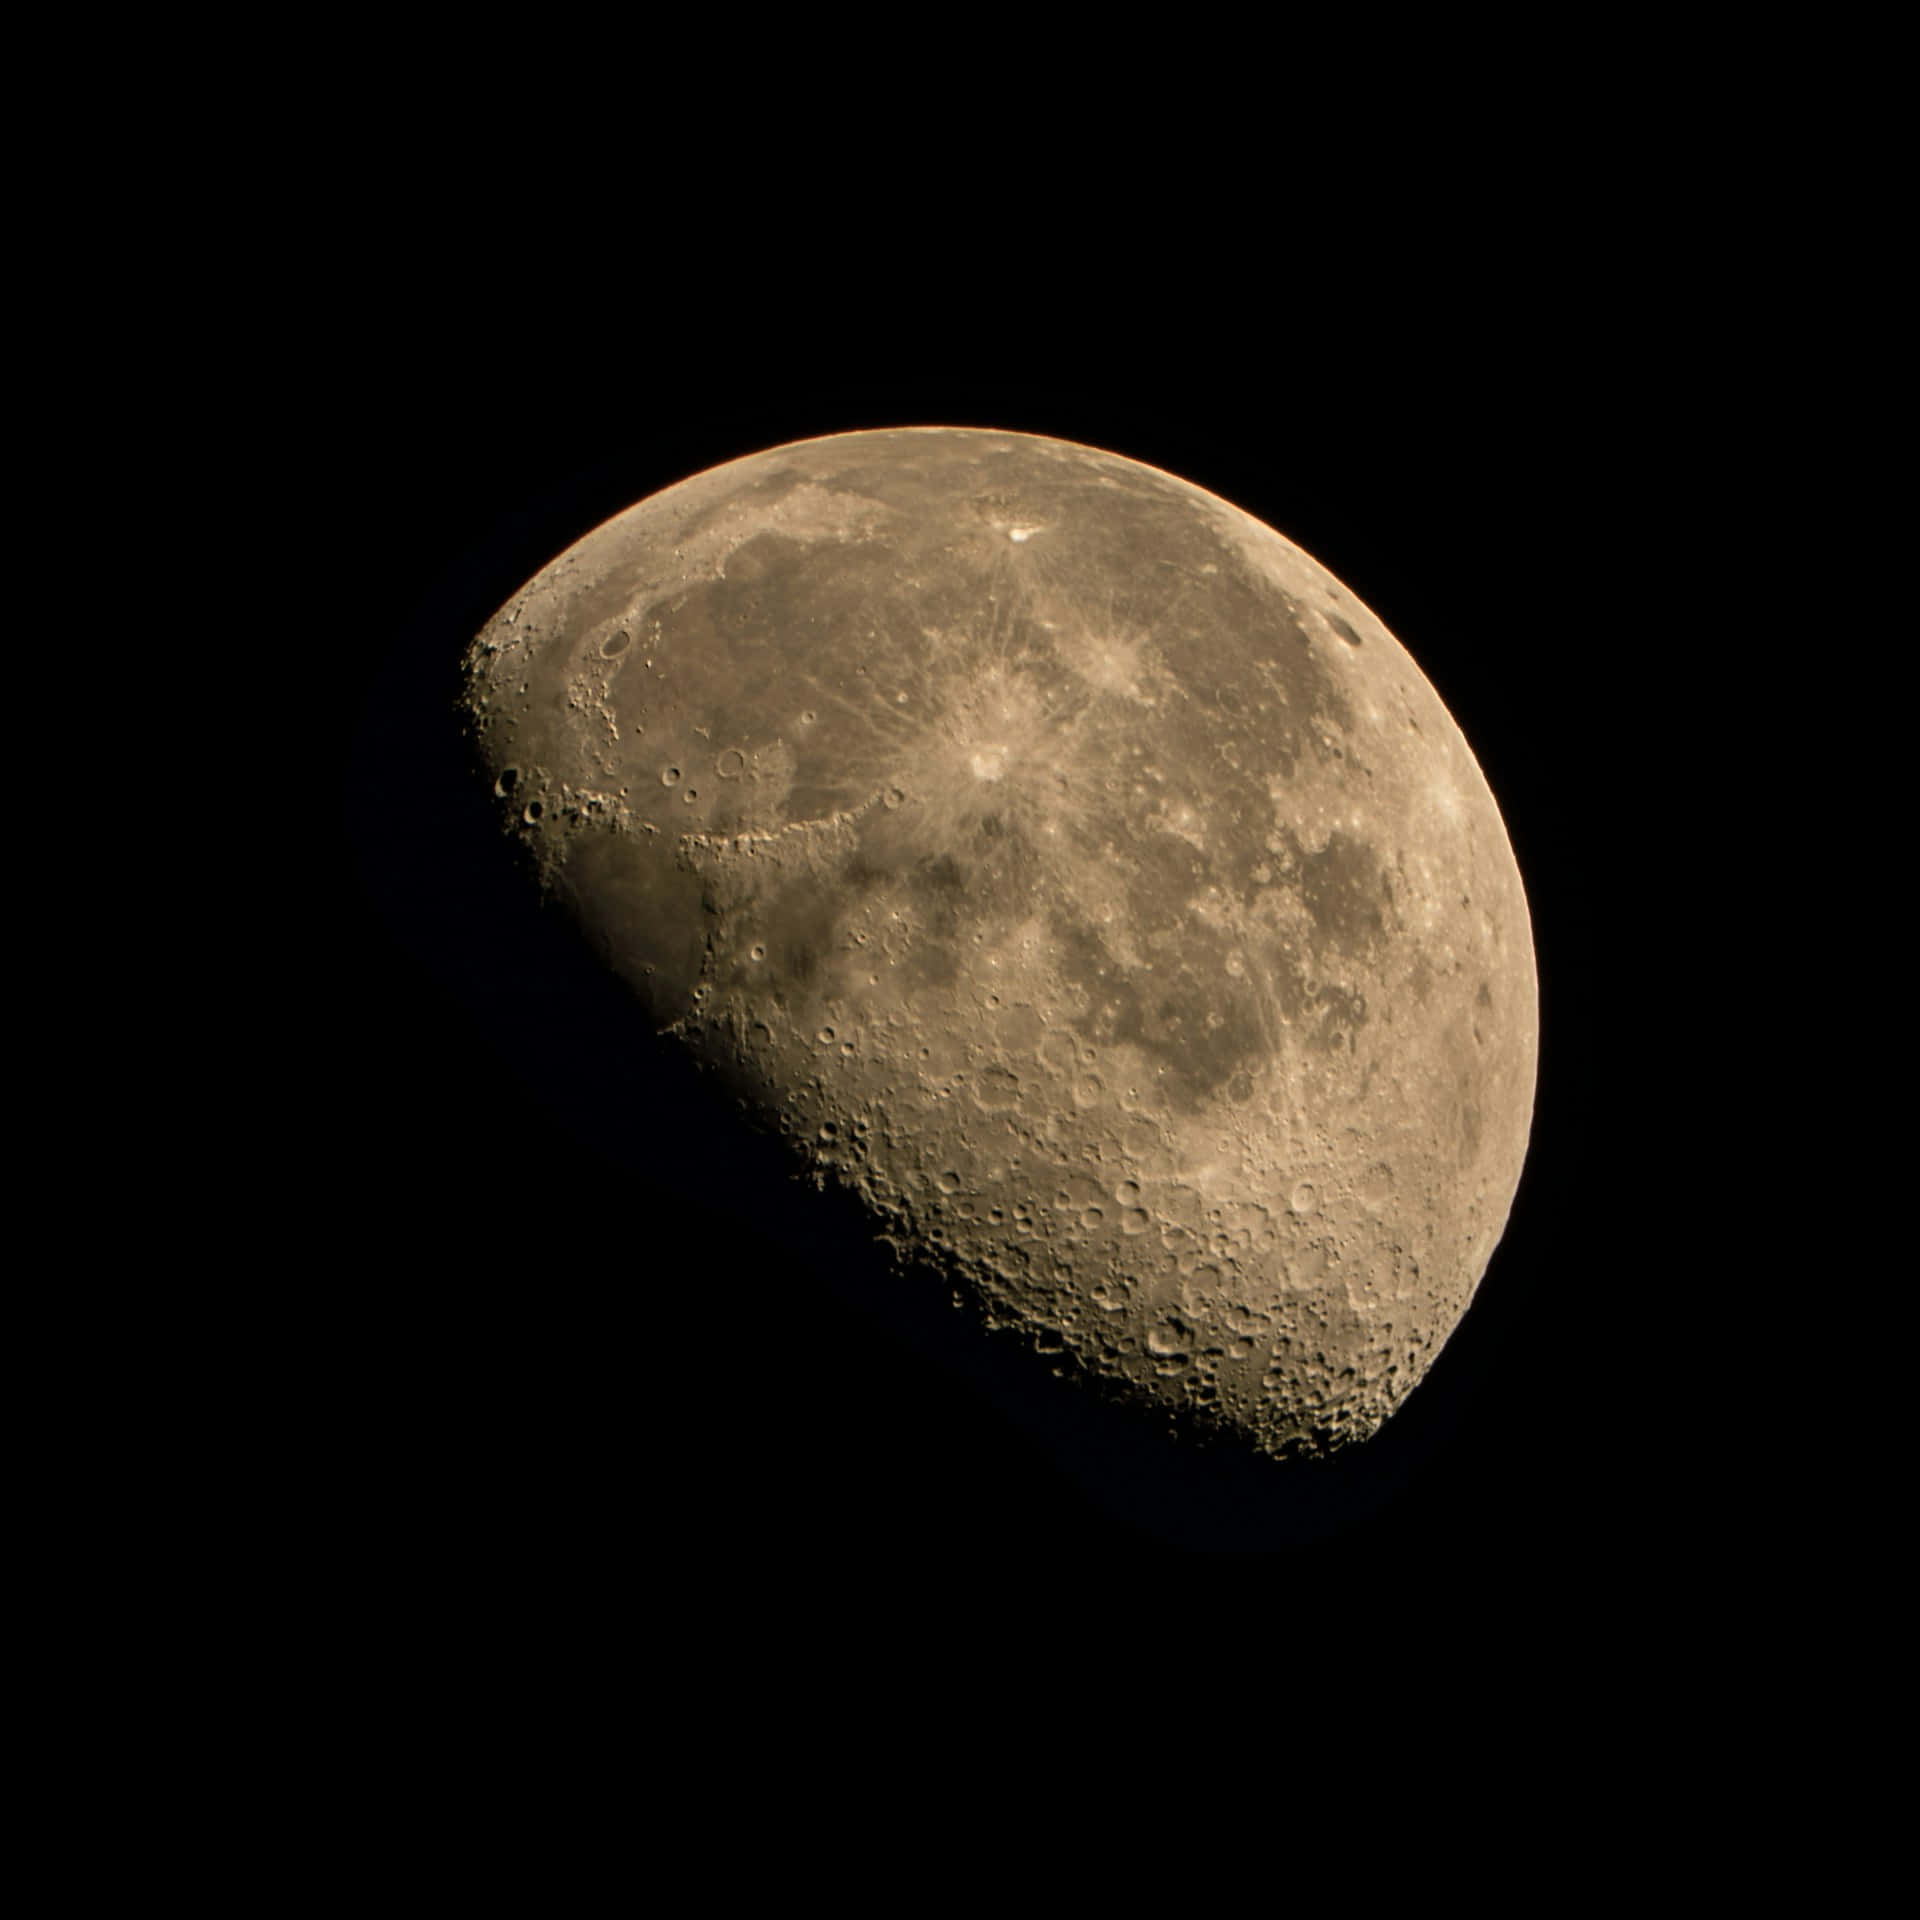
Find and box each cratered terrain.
[458,427,1537,1465]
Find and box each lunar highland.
[458,428,1537,1461]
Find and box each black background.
[305,218,1719,1642]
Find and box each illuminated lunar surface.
[458,428,1537,1461]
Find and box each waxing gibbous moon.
[458,428,1537,1462]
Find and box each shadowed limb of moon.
[457,428,1538,1466]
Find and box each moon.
[457,427,1537,1462]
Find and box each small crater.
[602,630,631,657]
[1147,1318,1192,1359]
[1122,1209,1151,1235]
[1289,1182,1317,1215]
[495,767,520,797]
[750,943,767,962]
[1079,1207,1104,1230]
[661,767,681,787]
[522,801,543,823]
[717,747,747,778]
[816,1027,836,1045]
[937,1170,962,1195]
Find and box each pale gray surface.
[459,428,1537,1459]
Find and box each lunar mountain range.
[457,427,1538,1462]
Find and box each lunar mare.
[459,429,1537,1460]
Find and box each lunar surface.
[458,428,1537,1461]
